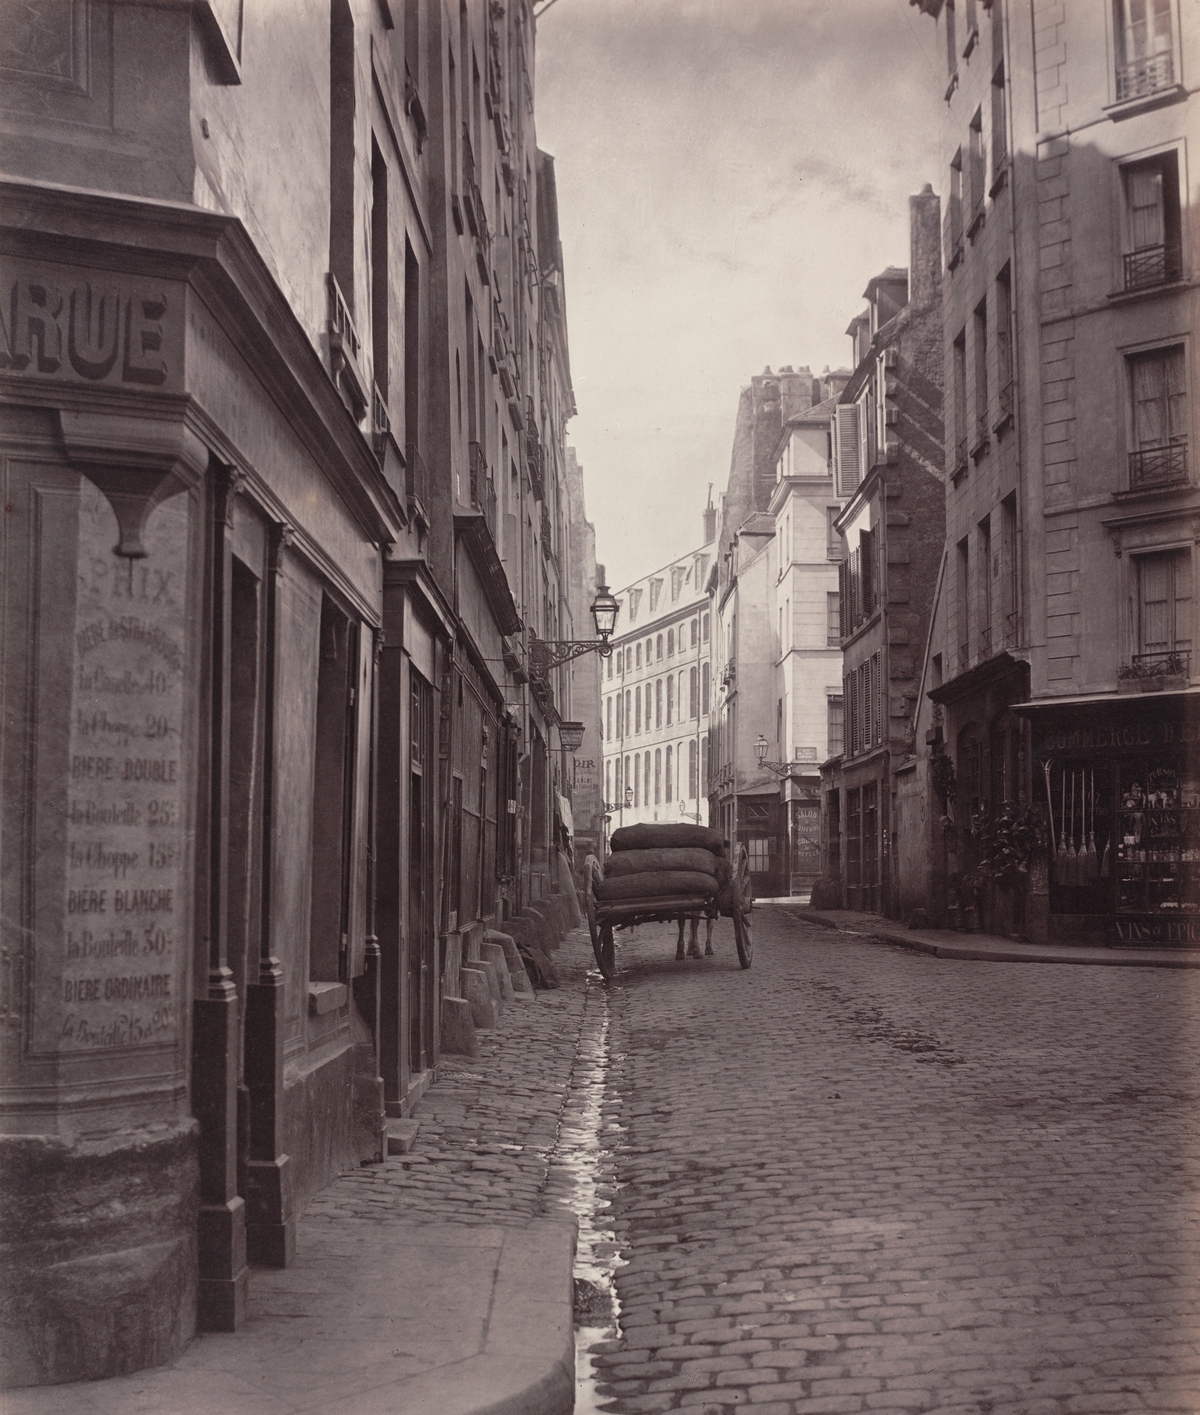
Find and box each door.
[408,670,435,1077]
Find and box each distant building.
[602,511,716,844]
[910,0,1198,946]
[709,368,847,898]
[819,190,945,919]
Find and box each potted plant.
[1117,652,1189,694]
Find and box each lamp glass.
[754,733,768,766]
[624,786,633,807]
[590,584,619,641]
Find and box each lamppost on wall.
[530,582,620,672]
[754,733,799,779]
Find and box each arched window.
[607,654,613,680]
[654,748,662,804]
[701,662,710,715]
[702,613,710,642]
[701,736,709,793]
[605,760,612,802]
[636,643,642,669]
[667,676,674,725]
[635,686,642,733]
[665,745,673,802]
[616,694,623,737]
[691,619,698,648]
[689,666,699,719]
[655,679,662,729]
[606,697,612,739]
[667,628,675,656]
[634,753,640,807]
[625,689,631,734]
[615,757,623,800]
[646,638,653,662]
[656,634,663,660]
[644,752,651,806]
[688,739,698,798]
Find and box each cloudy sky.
[534,0,945,593]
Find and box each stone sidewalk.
[4,926,599,1415]
[795,904,1200,969]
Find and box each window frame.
[1104,0,1184,116]
[1113,141,1187,295]
[1120,335,1191,492]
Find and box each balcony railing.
[1121,648,1191,682]
[1129,440,1188,492]
[1115,49,1174,103]
[371,383,390,460]
[326,272,367,417]
[1123,240,1183,292]
[468,441,497,540]
[405,442,429,513]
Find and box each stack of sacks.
[594,823,729,904]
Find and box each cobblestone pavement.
[303,928,596,1230]
[586,906,1200,1415]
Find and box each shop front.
[1021,691,1200,947]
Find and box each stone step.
[386,1119,421,1155]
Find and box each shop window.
[747,836,771,873]
[1134,547,1192,668]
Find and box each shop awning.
[1013,687,1200,713]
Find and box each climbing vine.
[968,800,1049,889]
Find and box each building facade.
[911,0,1198,945]
[0,0,595,1388]
[602,512,716,845]
[820,190,946,919]
[709,368,846,898]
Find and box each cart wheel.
[597,923,616,981]
[732,844,753,969]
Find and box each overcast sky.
[534,0,945,593]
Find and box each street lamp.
[754,733,797,779]
[559,721,585,752]
[531,582,621,673]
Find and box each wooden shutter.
[835,403,863,497]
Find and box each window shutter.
[835,404,863,497]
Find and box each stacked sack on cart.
[594,823,732,909]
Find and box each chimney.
[778,365,814,421]
[703,488,717,545]
[909,183,942,310]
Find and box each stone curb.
[780,904,1200,969]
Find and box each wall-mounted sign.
[0,259,184,392]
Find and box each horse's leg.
[675,916,686,960]
[705,917,715,956]
[687,915,702,958]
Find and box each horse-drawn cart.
[582,837,753,980]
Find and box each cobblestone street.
[584,908,1200,1415]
